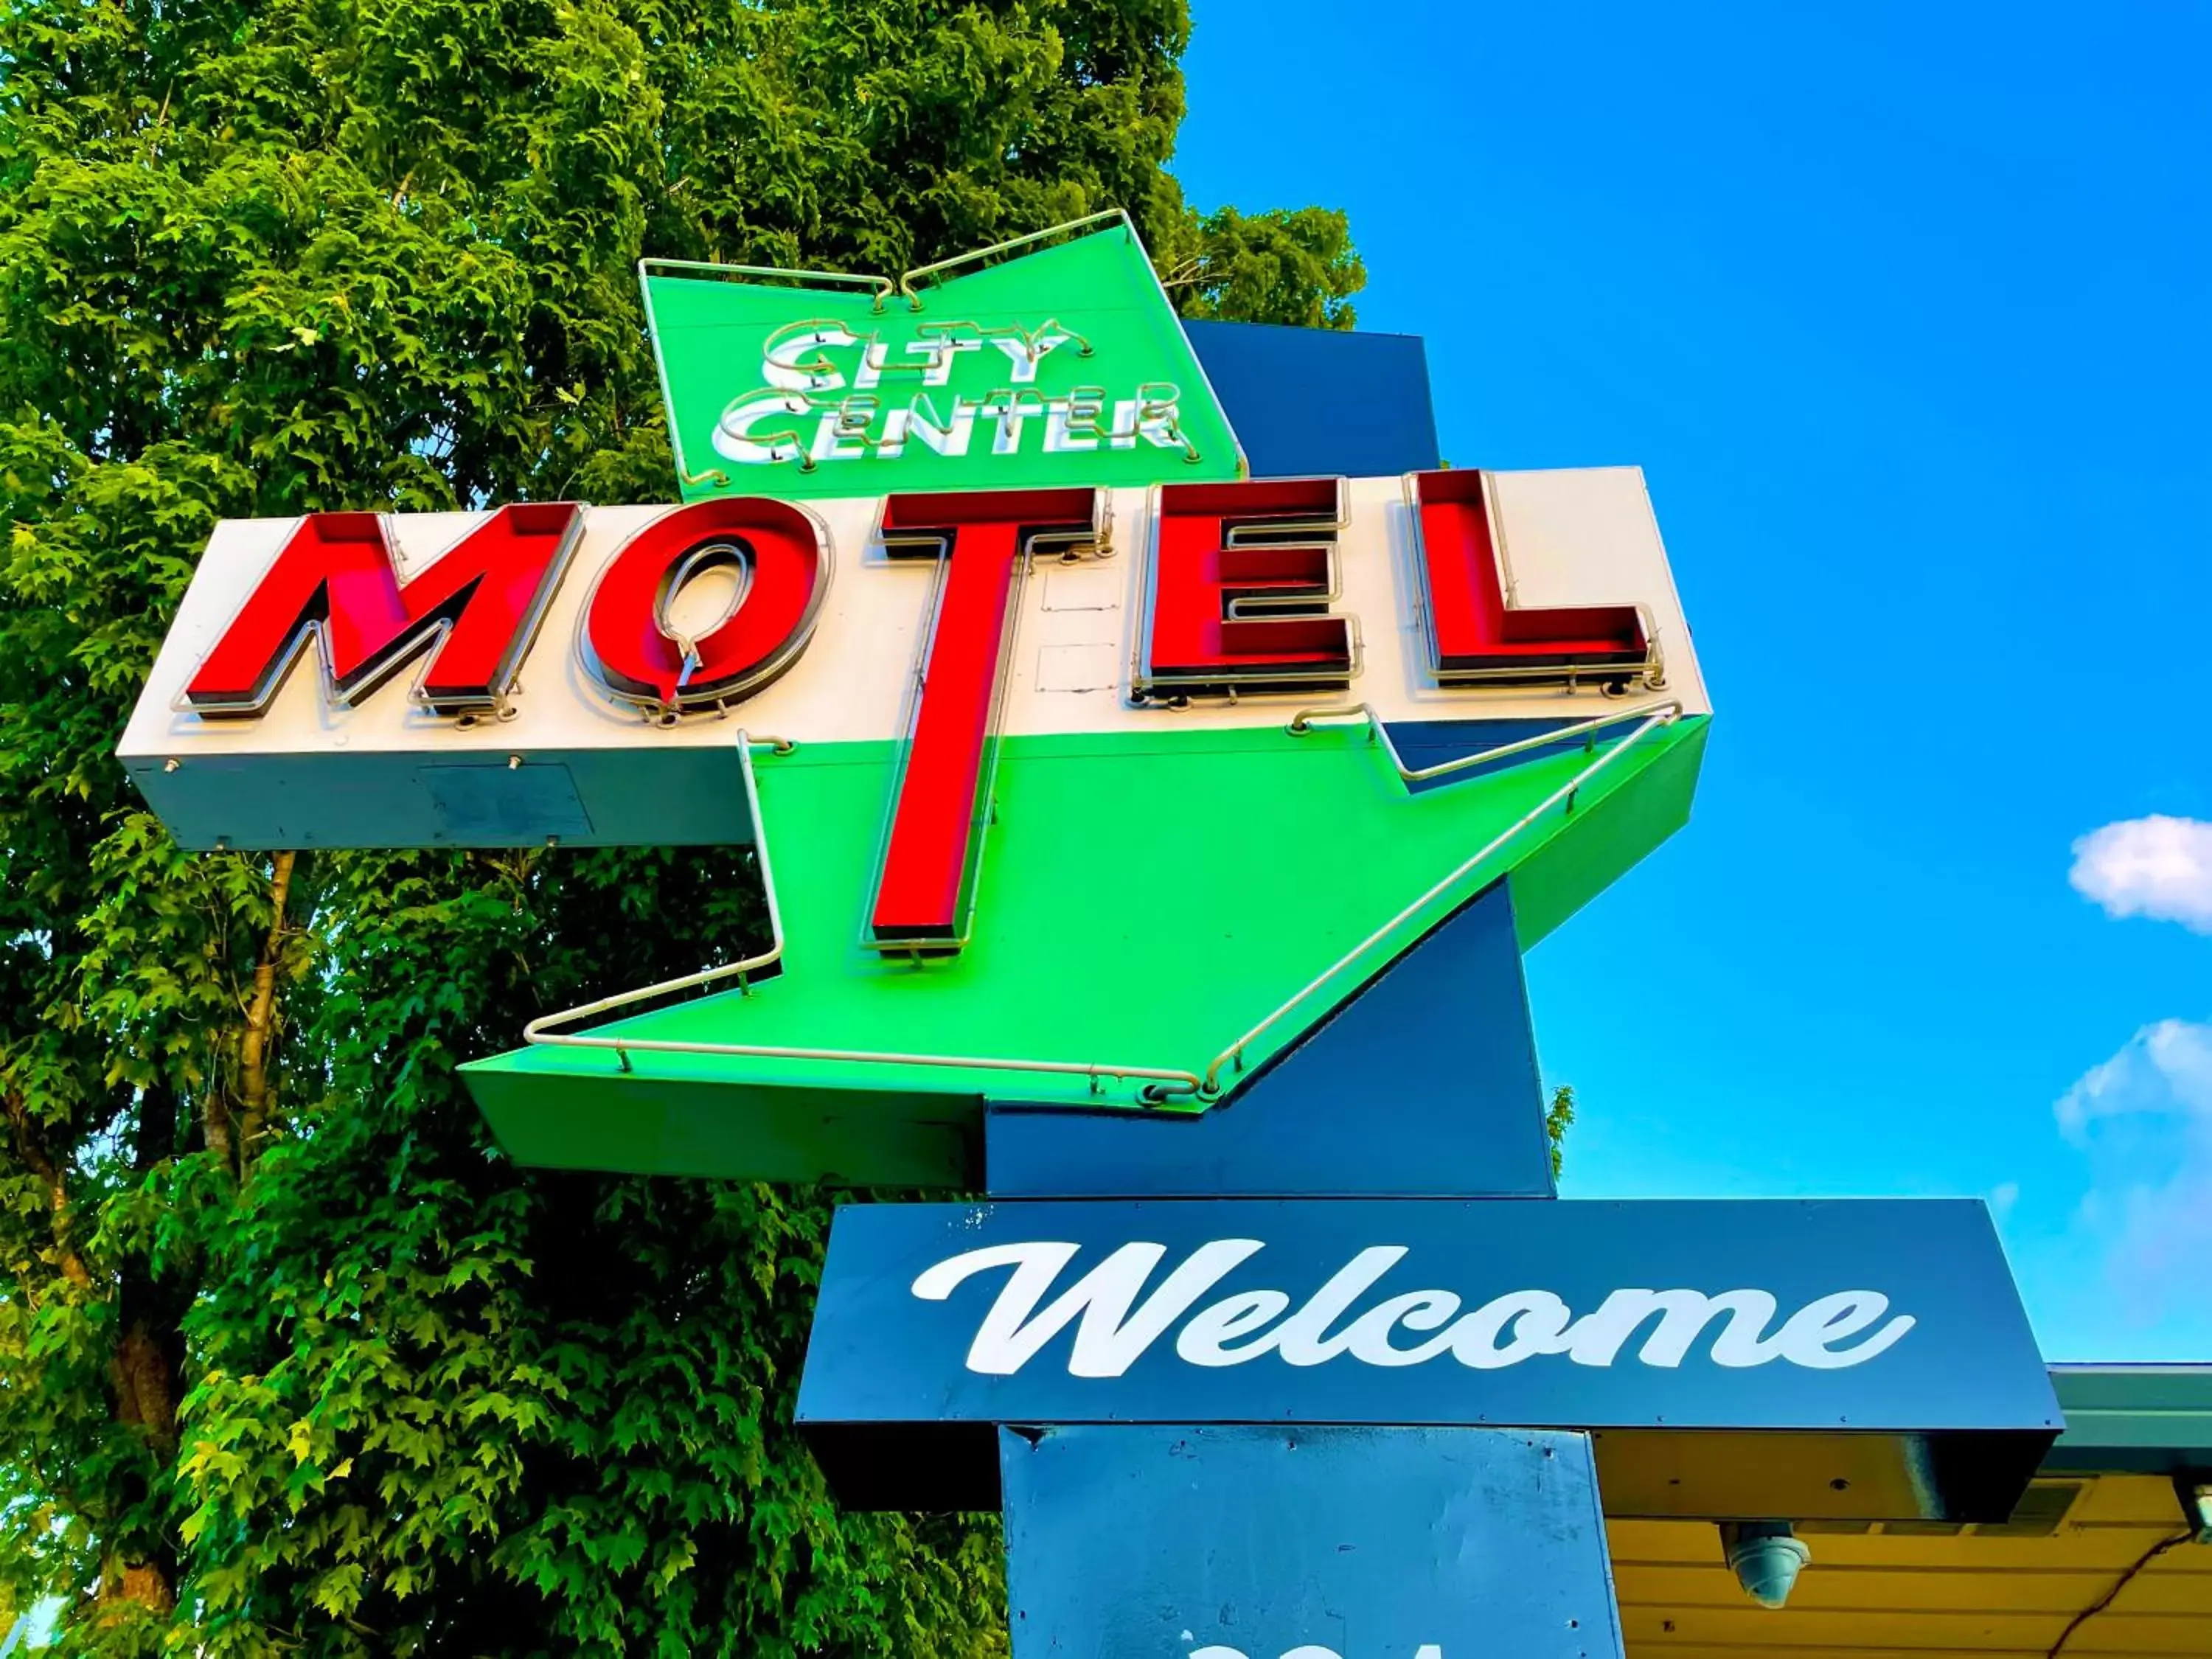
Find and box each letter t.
[870,487,1102,945]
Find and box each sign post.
[118,215,2062,1654]
[796,879,2054,1657]
[1002,1425,1619,1659]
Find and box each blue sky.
[1174,1,2211,1360]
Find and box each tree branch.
[5,1088,92,1290]
[234,849,300,1172]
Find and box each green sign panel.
[641,218,1246,501]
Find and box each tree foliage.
[0,1,1363,1652]
[1168,206,1365,330]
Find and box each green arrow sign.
[641,215,1246,501]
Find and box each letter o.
[1450,1291,1573,1370]
[585,497,830,710]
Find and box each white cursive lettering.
[911,1240,1919,1379]
[912,1239,1262,1378]
[1449,1290,1575,1369]
[1557,1288,1777,1368]
[1770,1290,1916,1368]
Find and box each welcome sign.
[798,1197,2059,1519]
[642,215,1246,500]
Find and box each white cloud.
[2054,1019,2212,1323]
[2057,1019,2212,1135]
[1987,1180,2020,1222]
[2069,815,2212,932]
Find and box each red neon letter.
[585,497,830,710]
[187,503,585,715]
[1138,477,1353,698]
[872,488,1101,945]
[1411,470,1649,682]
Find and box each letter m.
[185,503,585,717]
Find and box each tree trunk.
[97,1560,176,1615]
[233,848,299,1171]
[102,1083,187,1615]
[4,1089,91,1291]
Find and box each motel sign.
[119,216,2062,1659]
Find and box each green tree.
[0,1,1364,1652]
[1166,206,1366,330]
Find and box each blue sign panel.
[797,1197,2058,1519]
[985,882,1553,1200]
[1002,1425,1624,1659]
[1183,321,1441,479]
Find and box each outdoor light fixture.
[2180,1478,2212,1545]
[1719,1521,1810,1609]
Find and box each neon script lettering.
[710,319,1192,468]
[910,1239,1918,1379]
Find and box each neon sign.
[183,503,585,717]
[708,317,1199,473]
[115,220,2063,1659]
[641,213,1247,501]
[129,475,1685,938]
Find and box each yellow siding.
[1610,1476,2211,1658]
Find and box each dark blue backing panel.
[1001,1425,1623,1659]
[984,880,1551,1198]
[1186,320,1441,479]
[801,1197,2054,1433]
